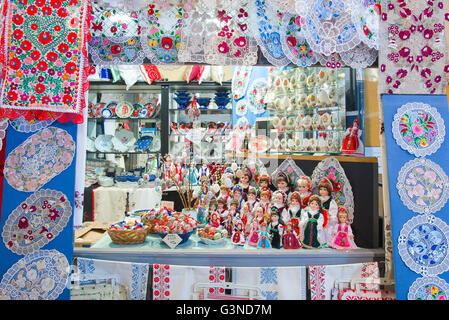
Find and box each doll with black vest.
[269,207,284,249]
[317,177,339,244]
[287,191,302,236]
[272,190,288,225]
[299,195,329,249]
[296,176,313,210]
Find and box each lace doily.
[139,2,184,65]
[294,0,313,16]
[379,1,449,94]
[0,249,69,300]
[247,78,267,115]
[8,117,54,133]
[232,66,253,100]
[92,0,149,11]
[0,118,7,151]
[408,276,449,300]
[235,99,248,116]
[398,214,449,276]
[339,43,378,68]
[273,0,296,14]
[316,52,345,69]
[234,116,249,130]
[2,189,72,255]
[89,5,145,65]
[249,0,290,66]
[177,10,212,63]
[396,158,449,215]
[392,102,445,157]
[4,127,76,193]
[350,0,380,50]
[203,0,258,66]
[270,156,306,189]
[311,156,355,224]
[280,13,318,67]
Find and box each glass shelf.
[87,151,160,155]
[88,117,160,122]
[169,108,232,114]
[266,105,341,114]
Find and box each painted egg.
[2,189,72,255]
[0,249,69,300]
[4,127,75,192]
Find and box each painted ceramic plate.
[94,135,114,152]
[105,102,118,117]
[101,107,113,118]
[116,101,134,118]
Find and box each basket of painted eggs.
[197,225,228,245]
[108,219,150,245]
[153,211,198,244]
[139,206,174,233]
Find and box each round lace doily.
[8,117,53,133]
[350,0,380,50]
[408,276,449,300]
[247,78,267,115]
[340,43,378,68]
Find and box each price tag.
[162,233,182,249]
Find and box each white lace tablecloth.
[93,186,161,223]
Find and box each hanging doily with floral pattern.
[396,158,449,215]
[8,116,55,133]
[316,52,345,69]
[273,0,295,14]
[232,66,253,100]
[139,2,184,65]
[249,0,290,66]
[301,0,360,56]
[235,99,248,116]
[0,0,92,124]
[379,1,449,94]
[247,78,267,115]
[311,156,355,224]
[280,12,318,67]
[392,102,445,157]
[398,214,449,276]
[408,276,449,300]
[339,43,378,68]
[0,118,7,152]
[89,4,145,65]
[4,127,76,193]
[294,0,312,16]
[2,189,72,255]
[0,249,69,300]
[270,156,306,189]
[203,0,258,66]
[350,0,380,50]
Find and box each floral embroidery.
[232,66,253,100]
[316,52,345,69]
[396,158,449,215]
[153,264,170,300]
[309,265,326,300]
[9,116,54,133]
[247,78,267,115]
[339,43,378,68]
[89,4,145,65]
[235,99,248,117]
[408,276,449,300]
[398,215,449,276]
[0,0,91,118]
[0,249,69,300]
[379,1,449,94]
[2,189,72,255]
[4,127,75,192]
[392,102,445,157]
[350,0,380,50]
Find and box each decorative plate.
[408,276,449,300]
[149,136,161,152]
[235,100,248,117]
[138,106,149,118]
[115,129,136,147]
[106,102,118,117]
[398,214,449,276]
[9,117,55,133]
[321,112,331,128]
[0,249,69,300]
[2,189,72,255]
[111,136,128,153]
[93,103,104,117]
[115,101,134,118]
[94,135,114,153]
[248,78,267,115]
[396,158,449,215]
[135,136,153,152]
[101,107,113,118]
[86,138,96,152]
[392,102,445,157]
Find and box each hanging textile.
[89,4,145,65]
[0,0,92,124]
[249,0,289,66]
[74,105,88,228]
[203,0,258,66]
[379,1,449,94]
[350,0,380,50]
[177,9,210,64]
[315,52,345,69]
[339,43,378,69]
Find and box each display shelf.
[88,118,160,122]
[169,108,232,114]
[267,105,341,114]
[87,151,160,155]
[273,129,346,133]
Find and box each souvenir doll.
[173,158,184,184]
[216,197,228,223]
[296,176,312,209]
[231,219,246,246]
[240,201,252,234]
[197,196,209,226]
[199,160,210,178]
[257,223,271,249]
[272,190,288,224]
[230,185,244,209]
[341,118,364,156]
[218,185,231,203]
[299,195,328,249]
[209,212,221,228]
[318,177,338,244]
[228,199,241,220]
[197,175,212,209]
[269,207,283,249]
[246,187,258,211]
[208,198,218,218]
[257,174,272,199]
[247,218,260,246]
[256,188,271,215]
[186,162,199,185]
[161,154,175,181]
[283,221,302,249]
[287,191,302,235]
[330,207,358,250]
[224,213,234,237]
[275,172,291,195]
[238,168,252,200]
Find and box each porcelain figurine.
[330,207,358,250]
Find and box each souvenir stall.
[0,0,446,301]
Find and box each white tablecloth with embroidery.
[93,186,161,222]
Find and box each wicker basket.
[108,226,150,245]
[141,217,156,233]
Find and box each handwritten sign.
[162,233,182,249]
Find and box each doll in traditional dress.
[272,190,289,224]
[174,157,184,184]
[299,195,328,249]
[341,118,364,156]
[186,162,199,185]
[257,223,271,249]
[287,191,302,236]
[318,177,339,244]
[330,207,358,250]
[297,176,312,209]
[199,160,210,179]
[275,172,291,195]
[257,174,272,199]
[161,154,175,182]
[231,219,246,246]
[228,199,240,220]
[197,196,209,227]
[238,168,252,200]
[209,212,221,228]
[256,188,271,215]
[247,217,260,246]
[246,187,258,212]
[218,185,231,203]
[216,197,228,224]
[283,221,302,249]
[269,207,283,249]
[224,212,234,237]
[230,185,244,210]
